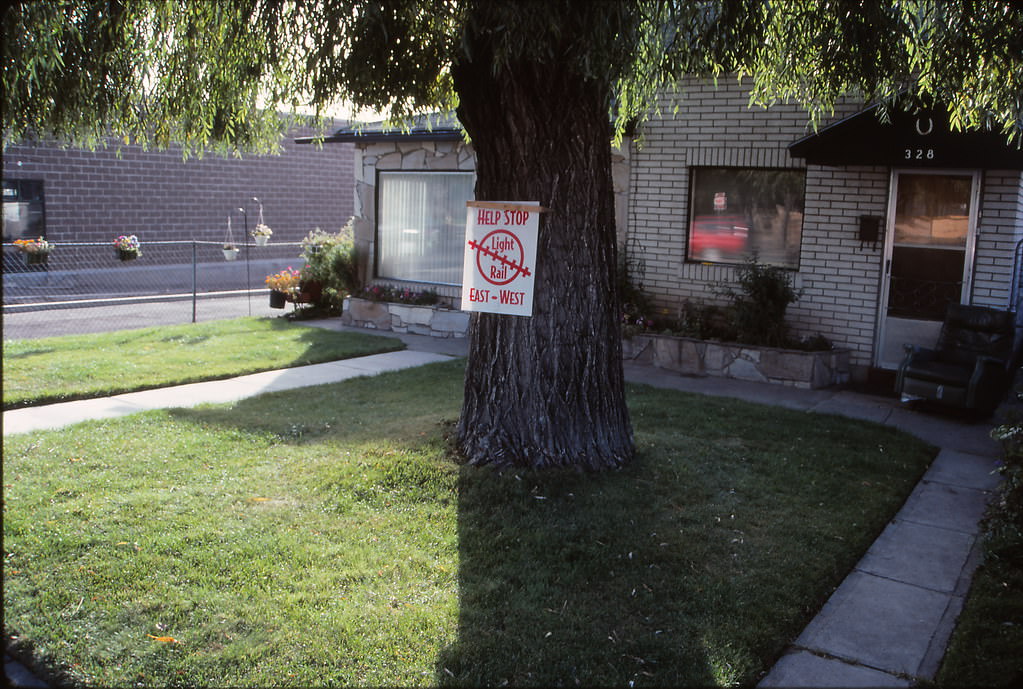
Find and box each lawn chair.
[895,303,1016,415]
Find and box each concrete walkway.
[3,322,1007,688]
[3,349,453,435]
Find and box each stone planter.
[622,333,850,389]
[341,297,469,338]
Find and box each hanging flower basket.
[251,200,272,246]
[113,235,141,261]
[222,245,240,261]
[14,237,52,265]
[269,290,288,309]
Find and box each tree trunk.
[451,38,634,470]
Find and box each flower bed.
[622,333,850,389]
[341,296,469,338]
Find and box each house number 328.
[905,148,935,160]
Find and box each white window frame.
[376,171,474,286]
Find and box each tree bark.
[451,34,634,470]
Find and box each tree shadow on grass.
[156,366,929,687]
[434,459,719,688]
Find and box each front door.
[876,170,979,368]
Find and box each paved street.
[2,292,295,340]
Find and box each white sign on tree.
[461,201,541,317]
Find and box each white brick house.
[310,78,1022,382]
[631,76,1022,380]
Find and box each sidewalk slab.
[856,519,977,593]
[806,390,898,424]
[3,397,148,434]
[886,407,1000,456]
[897,480,993,532]
[921,448,1002,492]
[759,650,909,688]
[793,570,952,677]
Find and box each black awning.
[789,104,1022,169]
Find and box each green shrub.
[716,257,800,347]
[300,221,363,311]
[618,249,659,337]
[676,299,736,341]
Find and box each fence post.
[246,241,252,316]
[192,241,198,323]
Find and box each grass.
[933,400,1023,687]
[2,359,937,687]
[1,317,405,409]
[933,528,1023,687]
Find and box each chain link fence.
[3,240,312,340]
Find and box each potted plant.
[251,223,272,246]
[265,266,301,308]
[222,215,241,259]
[113,234,141,261]
[250,198,273,246]
[300,227,333,258]
[13,236,52,265]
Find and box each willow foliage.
[4,1,1021,153]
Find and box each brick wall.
[973,170,1023,307]
[2,127,353,245]
[628,76,870,357]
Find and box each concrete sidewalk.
[3,349,453,435]
[3,322,1007,688]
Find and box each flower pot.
[117,249,138,262]
[222,247,240,261]
[295,280,323,304]
[269,290,288,309]
[253,235,269,247]
[26,253,48,266]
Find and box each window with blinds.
[377,171,474,285]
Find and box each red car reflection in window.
[689,214,749,263]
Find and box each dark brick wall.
[2,128,353,245]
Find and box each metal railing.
[3,240,309,340]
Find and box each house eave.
[789,104,1023,169]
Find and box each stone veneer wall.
[622,333,851,389]
[351,140,476,303]
[341,296,469,338]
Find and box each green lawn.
[3,360,936,687]
[2,317,405,409]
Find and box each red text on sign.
[499,290,525,305]
[477,209,500,225]
[502,209,530,225]
[468,288,491,302]
[475,208,531,226]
